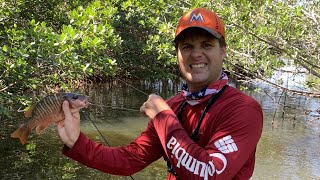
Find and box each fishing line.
[82,78,150,180]
[82,112,110,146]
[89,103,140,112]
[91,77,153,112]
[82,112,135,180]
[114,77,149,96]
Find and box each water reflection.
[249,81,320,179]
[1,79,319,179]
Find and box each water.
[1,79,320,179]
[249,79,320,179]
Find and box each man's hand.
[57,101,81,148]
[140,94,172,119]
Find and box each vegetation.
[0,0,319,118]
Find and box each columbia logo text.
[167,136,227,180]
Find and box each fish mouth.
[83,100,90,107]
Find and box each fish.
[11,92,89,144]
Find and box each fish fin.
[24,105,35,118]
[35,120,51,135]
[11,125,31,145]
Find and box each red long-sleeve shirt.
[63,86,263,179]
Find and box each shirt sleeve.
[152,101,263,179]
[62,120,164,176]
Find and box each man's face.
[176,29,226,92]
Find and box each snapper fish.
[11,92,89,144]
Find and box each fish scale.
[11,92,89,144]
[36,95,58,118]
[42,96,54,115]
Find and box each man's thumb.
[62,101,71,117]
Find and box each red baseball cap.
[175,8,225,40]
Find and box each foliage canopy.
[0,0,319,117]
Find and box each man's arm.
[59,100,164,176]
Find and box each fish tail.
[11,125,31,145]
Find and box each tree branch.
[225,60,320,98]
[225,19,320,79]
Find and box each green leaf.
[2,45,8,52]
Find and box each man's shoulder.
[223,86,261,108]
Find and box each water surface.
[1,80,319,179]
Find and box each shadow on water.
[1,79,320,179]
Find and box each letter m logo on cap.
[189,13,204,23]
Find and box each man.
[57,7,263,179]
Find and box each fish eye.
[72,94,78,99]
